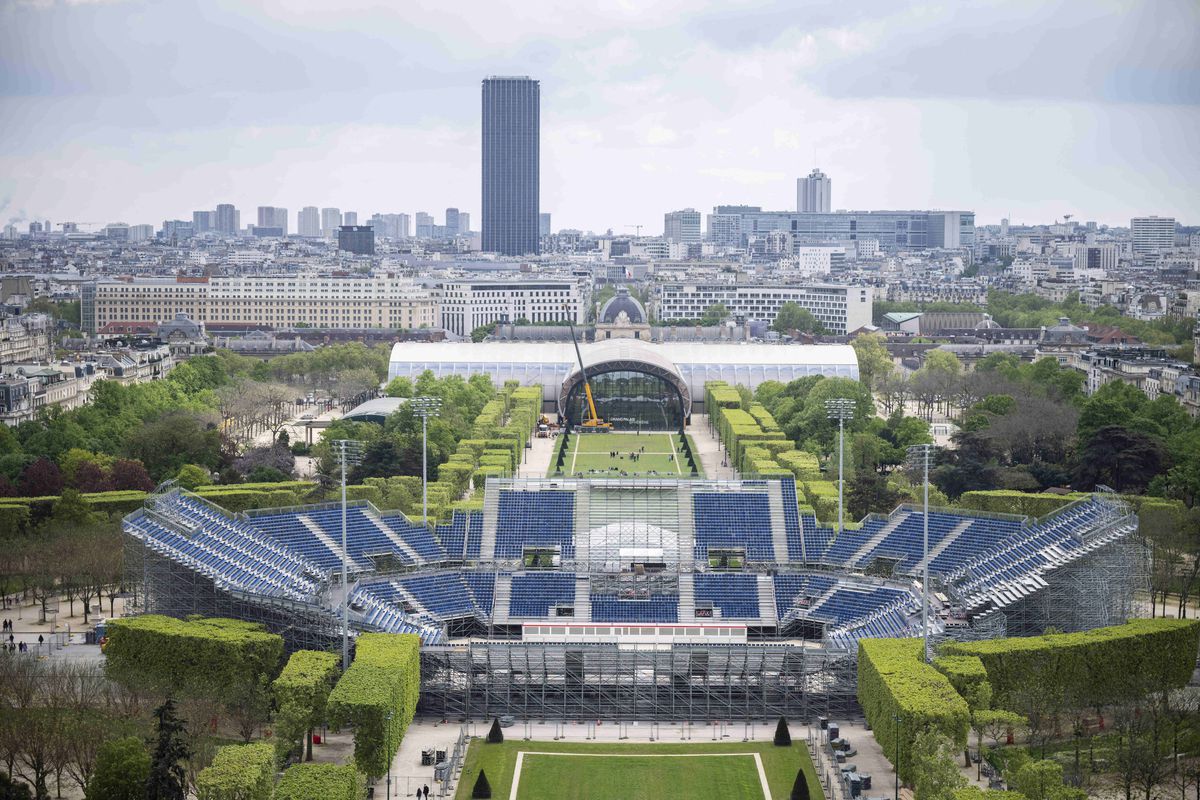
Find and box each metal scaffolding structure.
[417,640,860,723]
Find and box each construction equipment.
[567,321,612,432]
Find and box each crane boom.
[568,321,610,430]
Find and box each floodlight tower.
[907,442,939,663]
[824,398,855,536]
[333,439,363,669]
[411,396,443,525]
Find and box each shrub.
[104,615,284,702]
[858,638,970,784]
[274,763,362,800]
[328,633,420,780]
[487,718,504,743]
[941,618,1200,711]
[273,650,341,763]
[773,717,791,746]
[85,736,150,800]
[472,770,492,799]
[195,742,275,800]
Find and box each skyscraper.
[192,210,215,234]
[539,213,551,238]
[321,208,342,238]
[796,168,831,213]
[415,212,434,238]
[344,211,358,226]
[215,203,239,235]
[458,213,470,234]
[482,75,540,256]
[257,206,288,235]
[298,207,320,237]
[445,208,460,235]
[664,209,701,243]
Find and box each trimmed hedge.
[275,763,363,800]
[195,742,275,800]
[933,655,991,708]
[955,490,1087,518]
[942,618,1200,711]
[858,638,970,785]
[105,615,284,699]
[328,633,420,780]
[273,650,341,762]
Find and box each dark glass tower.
[482,76,539,256]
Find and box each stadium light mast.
[411,396,443,526]
[907,443,938,663]
[825,398,855,537]
[333,439,363,670]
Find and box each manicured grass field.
[553,432,702,478]
[454,738,822,800]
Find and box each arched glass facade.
[564,370,686,431]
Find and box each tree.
[851,333,893,391]
[173,464,211,491]
[18,458,63,497]
[790,769,811,800]
[487,719,503,744]
[909,730,966,800]
[84,737,149,800]
[1074,426,1166,493]
[145,701,189,800]
[471,769,492,799]
[774,717,791,746]
[773,302,825,335]
[1012,759,1065,800]
[109,460,154,492]
[0,773,33,800]
[700,303,730,326]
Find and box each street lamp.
[893,712,902,800]
[332,439,363,670]
[411,396,443,526]
[906,443,939,664]
[825,398,856,537]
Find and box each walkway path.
[689,414,737,479]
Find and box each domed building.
[596,287,651,341]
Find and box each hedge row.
[195,742,276,800]
[955,490,1087,519]
[942,618,1200,711]
[104,615,284,700]
[857,638,970,785]
[275,763,363,800]
[273,650,341,762]
[328,633,421,780]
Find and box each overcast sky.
[1,0,1197,233]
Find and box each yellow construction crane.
[568,321,612,432]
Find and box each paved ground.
[689,414,737,480]
[518,416,559,478]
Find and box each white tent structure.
[387,339,859,406]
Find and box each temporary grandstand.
[123,477,1146,721]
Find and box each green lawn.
[454,738,821,800]
[552,432,703,478]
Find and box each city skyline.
[1,0,1197,232]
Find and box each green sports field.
[552,432,703,478]
[454,739,822,800]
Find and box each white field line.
[508,751,771,800]
[667,434,683,475]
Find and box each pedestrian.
[424,785,430,798]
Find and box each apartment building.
[0,313,53,364]
[438,279,587,337]
[656,283,872,335]
[82,273,438,334]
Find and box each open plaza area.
[555,431,701,478]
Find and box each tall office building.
[192,210,215,234]
[539,213,551,238]
[458,213,470,234]
[415,212,434,238]
[215,204,239,235]
[796,168,831,213]
[445,208,460,235]
[1131,216,1176,254]
[344,211,358,226]
[298,207,321,237]
[337,225,375,256]
[320,208,342,238]
[482,75,540,255]
[256,206,288,235]
[664,209,701,243]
